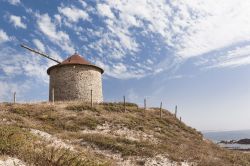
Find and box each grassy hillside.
[0,102,250,166]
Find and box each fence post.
[175,105,177,118]
[160,102,162,119]
[13,92,16,104]
[91,89,93,108]
[123,96,126,112]
[52,88,54,104]
[144,98,146,110]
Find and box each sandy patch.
[30,129,74,150]
[0,157,26,166]
[81,122,158,143]
[145,155,196,166]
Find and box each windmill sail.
[20,44,61,64]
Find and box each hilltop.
[0,102,250,166]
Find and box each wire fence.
[9,90,182,121]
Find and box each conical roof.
[47,53,104,74]
[61,54,91,65]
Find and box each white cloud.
[205,45,250,68]
[175,1,250,59]
[58,6,89,22]
[0,29,10,43]
[6,0,249,81]
[103,0,172,43]
[32,39,45,52]
[97,4,115,19]
[88,0,175,78]
[36,13,74,53]
[89,2,142,60]
[93,0,250,75]
[9,15,26,29]
[7,0,20,5]
[60,1,172,79]
[216,56,250,68]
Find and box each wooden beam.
[21,44,61,64]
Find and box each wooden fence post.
[52,88,54,104]
[160,102,162,119]
[144,98,146,110]
[175,105,177,118]
[123,96,126,112]
[91,89,93,108]
[13,92,16,104]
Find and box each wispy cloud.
[0,46,49,82]
[36,13,74,53]
[3,0,250,81]
[82,0,190,78]
[92,0,250,76]
[175,1,250,59]
[203,45,250,68]
[0,45,52,101]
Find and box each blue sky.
[0,0,250,131]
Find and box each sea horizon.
[203,129,250,142]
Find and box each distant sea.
[203,130,250,150]
[203,130,250,142]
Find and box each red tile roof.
[47,53,104,74]
[61,54,91,65]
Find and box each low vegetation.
[0,101,250,165]
[0,125,108,166]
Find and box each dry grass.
[64,132,155,157]
[1,102,250,165]
[0,124,109,166]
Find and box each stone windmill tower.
[21,44,104,103]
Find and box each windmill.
[20,43,104,103]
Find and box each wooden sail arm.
[20,44,61,64]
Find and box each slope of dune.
[0,102,250,166]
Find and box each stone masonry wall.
[49,65,103,102]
